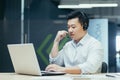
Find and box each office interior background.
[0,0,120,73]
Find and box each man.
[45,10,104,74]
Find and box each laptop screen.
[7,43,42,75]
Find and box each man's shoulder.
[88,34,100,42]
[88,34,102,46]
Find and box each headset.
[80,12,89,30]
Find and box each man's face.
[67,17,86,42]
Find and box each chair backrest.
[101,62,108,73]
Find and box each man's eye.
[72,26,75,28]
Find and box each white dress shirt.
[49,33,104,74]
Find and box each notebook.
[7,43,66,76]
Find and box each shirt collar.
[71,33,90,47]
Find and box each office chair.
[101,62,108,73]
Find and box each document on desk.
[106,73,120,78]
[69,74,120,80]
[65,74,105,80]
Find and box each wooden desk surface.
[0,73,120,80]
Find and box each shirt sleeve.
[78,42,104,74]
[49,48,65,66]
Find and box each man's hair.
[67,10,89,30]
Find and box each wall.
[0,0,21,72]
[0,0,5,71]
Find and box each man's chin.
[70,36,76,40]
[71,37,75,40]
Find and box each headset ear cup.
[83,26,87,30]
[81,12,88,30]
[83,24,88,30]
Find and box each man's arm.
[64,66,82,74]
[45,64,82,74]
[50,30,68,58]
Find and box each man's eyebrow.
[68,24,76,27]
[67,24,75,26]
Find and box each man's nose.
[68,27,73,32]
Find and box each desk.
[0,73,120,80]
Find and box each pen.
[106,74,116,78]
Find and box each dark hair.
[67,10,89,30]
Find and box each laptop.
[7,43,66,76]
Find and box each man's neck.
[74,31,87,44]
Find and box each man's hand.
[54,30,68,43]
[45,64,81,74]
[45,64,65,72]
